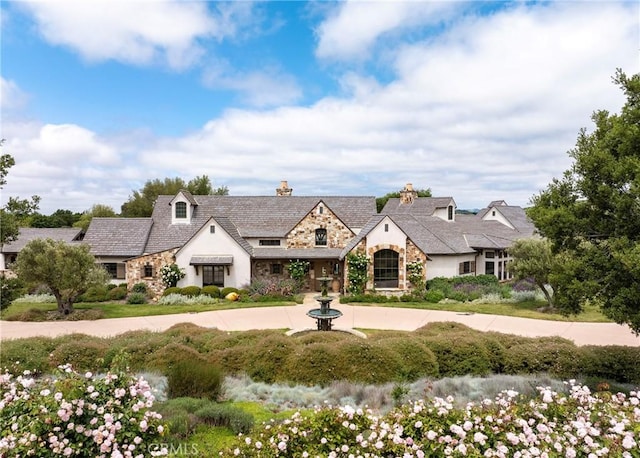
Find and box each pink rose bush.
[0,364,168,457]
[222,381,640,457]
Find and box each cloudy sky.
[1,0,638,214]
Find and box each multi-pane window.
[271,263,282,274]
[485,261,495,276]
[143,264,153,277]
[373,249,399,288]
[315,228,327,246]
[203,265,225,287]
[459,261,476,274]
[103,263,125,279]
[175,202,187,219]
[448,205,454,220]
[259,240,281,246]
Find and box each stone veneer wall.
[126,249,179,300]
[406,239,427,290]
[342,240,366,293]
[286,203,354,249]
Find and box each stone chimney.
[399,183,418,204]
[276,180,292,196]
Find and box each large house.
[2,182,535,296]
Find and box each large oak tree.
[528,70,640,333]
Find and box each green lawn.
[1,299,296,320]
[343,299,612,323]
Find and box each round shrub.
[220,287,239,297]
[127,292,147,304]
[284,343,346,386]
[503,340,580,379]
[108,286,127,301]
[163,286,181,296]
[132,282,148,294]
[332,340,404,384]
[79,285,109,302]
[244,335,298,384]
[146,343,207,373]
[167,359,223,400]
[194,403,254,434]
[578,345,640,384]
[49,339,110,371]
[0,336,58,374]
[105,330,171,371]
[374,337,439,381]
[424,289,445,303]
[414,321,477,337]
[421,335,493,377]
[180,286,202,297]
[202,285,221,298]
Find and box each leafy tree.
[376,188,432,212]
[121,175,228,217]
[73,204,117,231]
[1,140,42,238]
[14,239,111,314]
[30,209,82,228]
[507,238,557,307]
[528,70,640,332]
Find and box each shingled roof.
[340,206,534,259]
[144,195,376,254]
[83,218,153,257]
[381,197,455,215]
[1,227,83,253]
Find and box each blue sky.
[1,0,638,214]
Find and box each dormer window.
[175,202,187,219]
[315,228,327,246]
[448,205,454,221]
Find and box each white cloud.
[202,61,302,107]
[315,0,458,61]
[18,1,237,69]
[0,77,29,112]
[3,2,638,214]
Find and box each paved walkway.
[1,294,638,346]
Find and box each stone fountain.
[306,268,342,331]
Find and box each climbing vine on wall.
[346,252,369,294]
[406,259,425,290]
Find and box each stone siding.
[367,243,406,291]
[286,203,354,249]
[406,239,427,290]
[126,249,179,299]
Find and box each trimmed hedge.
[108,286,128,301]
[162,286,181,296]
[180,286,202,297]
[202,285,221,298]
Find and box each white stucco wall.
[366,217,407,249]
[481,208,514,229]
[175,219,252,288]
[426,254,477,280]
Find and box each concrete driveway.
[1,294,638,346]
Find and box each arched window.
[448,205,453,220]
[374,249,399,288]
[175,202,187,219]
[315,228,327,246]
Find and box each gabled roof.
[145,195,376,254]
[340,210,535,259]
[83,218,153,257]
[174,216,253,258]
[477,203,534,233]
[381,197,455,215]
[171,189,198,206]
[1,227,83,253]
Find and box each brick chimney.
[276,180,292,196]
[399,183,418,204]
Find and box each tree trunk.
[537,282,555,309]
[53,290,74,315]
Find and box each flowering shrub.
[159,264,185,288]
[222,381,640,457]
[0,364,168,457]
[156,293,218,305]
[346,252,369,294]
[406,260,425,289]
